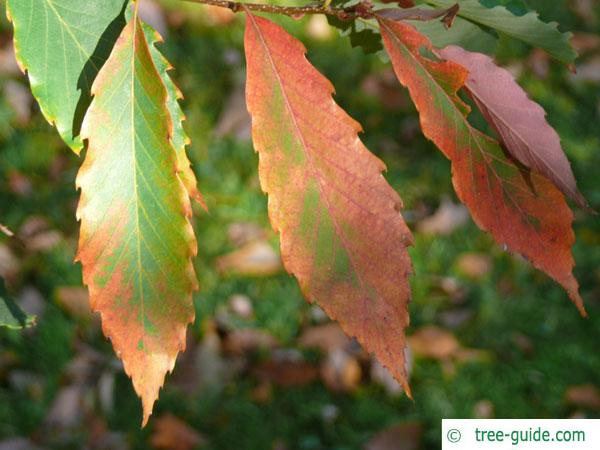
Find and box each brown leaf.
[227,221,267,247]
[565,384,600,411]
[253,359,319,387]
[321,349,362,392]
[455,252,492,279]
[298,323,351,354]
[55,287,94,321]
[416,197,469,235]
[408,326,460,360]
[365,422,422,450]
[151,414,207,450]
[224,328,279,354]
[216,240,282,276]
[408,325,489,367]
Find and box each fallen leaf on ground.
[253,359,319,387]
[456,253,492,279]
[298,323,351,354]
[408,325,489,365]
[416,197,469,236]
[321,349,362,392]
[151,414,207,450]
[565,384,600,411]
[408,326,460,360]
[216,240,282,276]
[365,422,422,450]
[55,287,94,321]
[227,221,267,246]
[224,328,279,354]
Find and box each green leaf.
[0,279,35,329]
[141,23,205,207]
[327,16,384,54]
[76,13,198,426]
[6,0,129,152]
[406,5,498,53]
[426,0,577,64]
[410,17,498,53]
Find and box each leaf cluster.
[3,0,590,424]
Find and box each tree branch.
[182,0,461,26]
[182,0,375,20]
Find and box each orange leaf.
[76,14,198,425]
[244,11,414,393]
[379,19,585,315]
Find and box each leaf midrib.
[248,14,374,306]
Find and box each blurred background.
[0,0,599,448]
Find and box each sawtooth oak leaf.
[378,18,585,315]
[76,13,198,425]
[439,45,589,210]
[244,10,415,393]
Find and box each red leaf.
[244,11,414,392]
[379,19,585,315]
[438,45,590,211]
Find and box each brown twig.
[182,0,372,20]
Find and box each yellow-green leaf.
[76,13,198,425]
